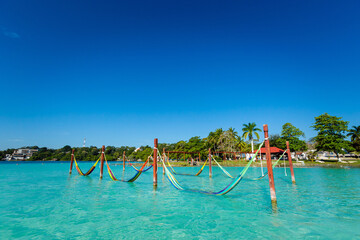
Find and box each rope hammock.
[74,155,101,176]
[166,156,208,176]
[252,150,288,180]
[128,155,153,172]
[211,156,234,178]
[159,141,264,196]
[105,152,152,182]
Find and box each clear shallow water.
[0,162,359,239]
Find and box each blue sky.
[1,0,359,149]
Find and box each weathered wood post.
[286,141,296,184]
[122,151,126,171]
[163,148,166,175]
[69,149,75,174]
[209,148,212,178]
[264,124,276,203]
[100,145,105,179]
[153,138,158,186]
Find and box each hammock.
[211,156,234,178]
[105,154,151,182]
[252,150,288,180]
[128,156,153,172]
[166,157,208,176]
[74,155,101,176]
[160,142,264,196]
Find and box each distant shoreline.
[1,160,359,168]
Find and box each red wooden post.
[198,152,200,164]
[264,124,277,203]
[153,138,158,186]
[69,149,75,174]
[122,151,126,171]
[163,148,166,174]
[100,145,105,179]
[233,152,236,161]
[209,148,212,178]
[286,141,296,184]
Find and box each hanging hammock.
[128,156,153,172]
[160,141,264,196]
[252,150,288,180]
[74,155,101,176]
[166,157,208,176]
[211,156,234,178]
[105,153,151,182]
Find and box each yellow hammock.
[74,155,101,176]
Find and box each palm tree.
[347,126,360,152]
[242,122,262,153]
[347,125,360,142]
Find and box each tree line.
[1,113,359,161]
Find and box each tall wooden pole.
[286,141,296,184]
[209,148,212,178]
[100,145,105,179]
[122,151,126,171]
[163,148,165,175]
[264,124,276,203]
[153,138,158,186]
[69,149,75,174]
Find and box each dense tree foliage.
[1,117,358,162]
[312,113,353,161]
[347,125,360,152]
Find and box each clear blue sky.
[1,0,359,149]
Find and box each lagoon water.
[0,161,359,239]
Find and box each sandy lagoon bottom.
[0,162,359,239]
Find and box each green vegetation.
[312,113,354,161]
[1,113,359,163]
[242,122,261,153]
[347,125,360,152]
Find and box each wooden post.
[162,148,165,175]
[100,145,105,179]
[69,149,75,174]
[183,152,185,162]
[198,152,200,165]
[233,152,236,161]
[122,151,126,171]
[264,124,276,203]
[209,148,212,178]
[286,141,296,184]
[153,138,158,186]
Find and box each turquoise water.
[1,162,359,239]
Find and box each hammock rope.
[128,155,153,172]
[160,141,265,195]
[166,155,208,176]
[211,156,234,178]
[105,151,153,182]
[252,150,288,180]
[74,154,101,176]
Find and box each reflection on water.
[0,162,359,239]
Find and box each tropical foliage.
[312,113,353,161]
